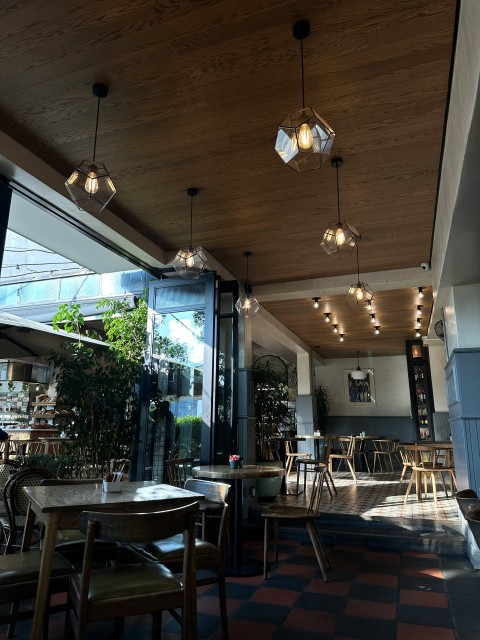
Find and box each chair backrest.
[306,466,327,516]
[8,467,57,520]
[165,457,194,487]
[372,439,394,453]
[0,459,19,490]
[329,436,355,457]
[184,478,231,551]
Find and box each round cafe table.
[192,464,285,576]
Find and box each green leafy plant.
[314,383,331,434]
[49,297,148,478]
[252,361,293,461]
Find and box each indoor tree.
[49,297,147,478]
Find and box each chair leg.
[346,459,357,483]
[7,600,19,638]
[285,456,293,477]
[404,470,415,503]
[274,520,279,561]
[152,611,162,640]
[326,470,337,495]
[217,563,229,639]
[263,518,269,579]
[306,521,328,582]
[373,454,377,473]
[431,472,438,507]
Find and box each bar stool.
[296,458,337,497]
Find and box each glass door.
[136,273,217,481]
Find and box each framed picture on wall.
[344,370,375,405]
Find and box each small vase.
[229,460,239,469]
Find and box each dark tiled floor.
[1,535,479,640]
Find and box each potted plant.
[48,298,147,478]
[252,358,293,499]
[314,383,331,434]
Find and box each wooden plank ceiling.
[0,0,456,357]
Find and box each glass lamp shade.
[173,245,207,279]
[321,219,360,258]
[65,160,116,214]
[351,367,367,380]
[346,281,374,307]
[275,107,335,172]
[235,293,260,318]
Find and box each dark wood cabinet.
[406,340,435,441]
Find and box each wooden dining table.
[21,481,204,640]
[192,464,285,576]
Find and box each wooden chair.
[66,502,199,640]
[262,466,330,582]
[403,446,457,507]
[130,479,232,638]
[0,548,75,638]
[165,457,194,487]
[372,439,396,472]
[0,467,56,554]
[285,439,311,477]
[39,478,120,565]
[327,436,357,483]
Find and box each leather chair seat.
[0,549,74,586]
[71,562,181,602]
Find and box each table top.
[296,434,327,440]
[192,464,285,480]
[24,481,204,515]
[3,428,57,432]
[37,437,73,443]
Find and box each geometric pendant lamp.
[235,251,260,318]
[346,242,374,307]
[65,83,116,214]
[275,21,335,173]
[173,188,208,279]
[321,157,361,258]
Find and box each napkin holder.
[102,480,123,493]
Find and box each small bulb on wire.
[374,326,381,335]
[339,333,345,342]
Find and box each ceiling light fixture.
[235,251,260,318]
[370,314,376,324]
[274,20,334,172]
[339,333,345,342]
[418,287,424,298]
[347,243,374,307]
[321,157,360,258]
[312,297,320,309]
[351,351,367,380]
[173,188,207,278]
[65,83,116,214]
[332,324,338,333]
[374,326,381,335]
[416,318,421,328]
[415,329,421,337]
[416,305,423,316]
[324,313,331,323]
[366,300,373,311]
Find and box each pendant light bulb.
[312,297,320,309]
[324,313,331,323]
[332,324,338,333]
[85,167,99,194]
[298,123,313,149]
[339,333,345,342]
[335,224,346,246]
[370,314,376,324]
[417,305,423,316]
[418,287,424,299]
[415,329,421,337]
[375,326,381,335]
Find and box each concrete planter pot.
[255,460,283,500]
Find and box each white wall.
[428,342,448,412]
[314,355,411,417]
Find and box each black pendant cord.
[189,194,193,247]
[356,243,361,285]
[300,38,305,109]
[336,162,341,224]
[92,94,101,163]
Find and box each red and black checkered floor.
[2,533,478,640]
